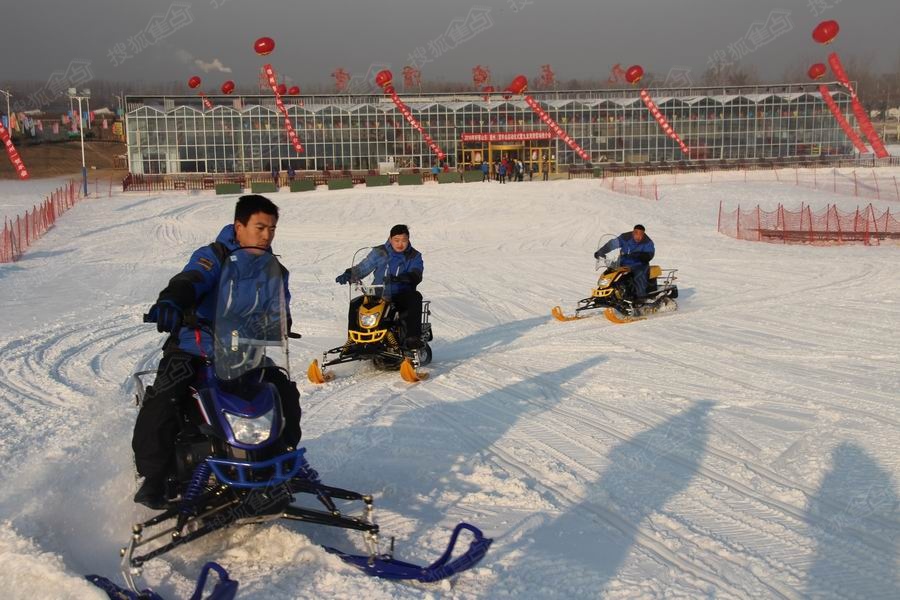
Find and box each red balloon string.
[263,64,304,153]
[0,120,29,179]
[639,89,690,156]
[827,52,888,158]
[819,84,868,154]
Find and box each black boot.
[405,336,423,350]
[133,476,168,510]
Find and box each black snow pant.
[348,290,422,343]
[132,351,302,481]
[630,263,650,298]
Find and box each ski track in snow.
[0,174,898,599]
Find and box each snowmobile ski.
[324,522,492,582]
[307,358,335,384]
[551,305,592,321]
[399,357,429,382]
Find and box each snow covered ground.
[0,176,77,224]
[0,173,898,599]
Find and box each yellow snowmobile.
[552,236,678,324]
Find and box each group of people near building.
[480,157,551,183]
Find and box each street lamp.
[68,87,91,197]
[0,89,11,133]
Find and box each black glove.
[335,269,352,285]
[594,250,606,260]
[149,300,183,333]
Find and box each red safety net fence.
[783,168,900,202]
[1,181,78,262]
[717,201,900,245]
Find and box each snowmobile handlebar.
[143,312,301,339]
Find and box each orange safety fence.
[1,181,79,262]
[717,201,900,245]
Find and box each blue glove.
[149,300,183,333]
[594,250,606,260]
[335,269,352,285]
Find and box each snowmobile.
[551,235,678,324]
[308,248,433,384]
[121,248,489,594]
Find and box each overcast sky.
[2,0,898,89]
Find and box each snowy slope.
[0,175,898,599]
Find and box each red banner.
[819,84,868,154]
[0,120,29,179]
[827,52,889,158]
[263,64,304,153]
[461,131,553,142]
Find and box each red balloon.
[188,76,202,89]
[506,75,528,95]
[288,86,300,95]
[276,83,287,95]
[807,63,827,80]
[221,80,235,94]
[812,20,839,45]
[375,69,394,90]
[254,36,275,55]
[625,65,644,85]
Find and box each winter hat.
[390,224,410,237]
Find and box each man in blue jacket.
[131,195,302,509]
[335,224,424,349]
[594,224,656,299]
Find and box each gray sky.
[3,0,898,89]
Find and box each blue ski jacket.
[157,224,292,356]
[599,231,655,267]
[349,241,423,296]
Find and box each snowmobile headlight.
[359,312,380,328]
[224,409,274,445]
[599,275,615,287]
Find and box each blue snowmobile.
[122,248,490,593]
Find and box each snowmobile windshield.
[348,246,387,300]
[213,248,288,381]
[596,234,622,270]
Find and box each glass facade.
[125,84,856,175]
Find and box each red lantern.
[188,76,202,89]
[807,63,827,81]
[507,75,528,95]
[375,69,394,91]
[254,36,275,56]
[625,65,644,85]
[221,80,235,94]
[276,83,287,96]
[812,20,839,45]
[288,86,300,95]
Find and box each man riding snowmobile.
[594,224,655,301]
[309,224,432,383]
[552,226,678,323]
[132,195,302,510]
[121,204,489,592]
